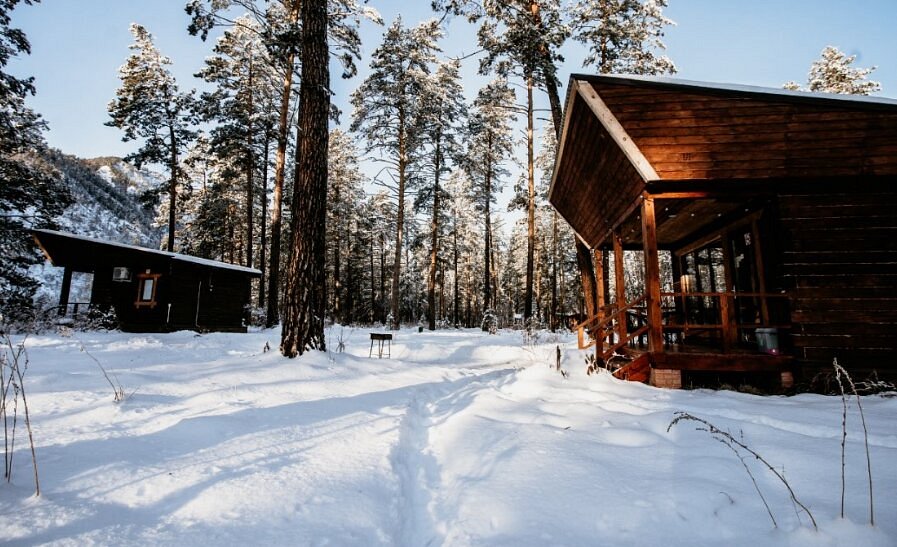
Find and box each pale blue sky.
[9,0,896,160]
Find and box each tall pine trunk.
[166,124,179,252]
[280,0,329,357]
[245,51,255,268]
[524,72,536,321]
[265,1,299,328]
[483,135,493,315]
[533,1,600,319]
[453,224,459,327]
[258,132,270,308]
[427,136,442,331]
[390,108,407,330]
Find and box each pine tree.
[107,23,198,252]
[196,16,277,269]
[325,128,364,324]
[571,0,676,75]
[280,0,329,357]
[351,18,442,329]
[464,79,515,319]
[416,60,466,330]
[187,0,381,327]
[784,46,881,95]
[0,0,72,321]
[474,1,567,323]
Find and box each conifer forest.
[1,0,885,358]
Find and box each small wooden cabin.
[33,229,261,333]
[550,75,897,388]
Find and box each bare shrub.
[76,337,129,403]
[1,332,40,496]
[833,358,874,526]
[668,412,816,530]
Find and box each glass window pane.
[141,279,154,301]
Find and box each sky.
[8,0,897,164]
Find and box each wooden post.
[613,229,627,344]
[58,266,73,316]
[751,219,770,325]
[641,197,664,353]
[720,231,737,352]
[593,248,606,348]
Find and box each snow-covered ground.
[1,327,895,546]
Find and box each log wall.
[777,186,897,380]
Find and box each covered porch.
[572,188,793,388]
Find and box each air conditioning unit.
[112,267,132,282]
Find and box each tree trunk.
[391,109,407,330]
[265,1,299,328]
[167,124,179,252]
[524,72,536,321]
[453,224,459,327]
[550,210,558,331]
[280,0,329,357]
[246,50,255,269]
[259,131,270,308]
[427,136,442,331]
[532,2,600,319]
[333,184,342,323]
[483,135,493,314]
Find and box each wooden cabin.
[33,229,261,333]
[550,75,897,388]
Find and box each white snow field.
[1,327,895,546]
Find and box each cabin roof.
[33,229,262,276]
[568,74,897,110]
[549,74,897,249]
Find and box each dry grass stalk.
[668,411,817,531]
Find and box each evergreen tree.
[784,45,881,95]
[464,79,515,319]
[281,0,330,357]
[0,0,71,321]
[107,23,198,252]
[571,0,676,75]
[416,59,466,330]
[475,1,567,323]
[197,16,277,269]
[351,18,442,329]
[325,128,364,324]
[188,0,379,327]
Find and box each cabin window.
[135,273,160,309]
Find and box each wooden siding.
[550,96,645,248]
[777,188,897,378]
[590,81,897,181]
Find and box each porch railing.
[576,291,790,358]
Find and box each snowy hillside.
[0,328,894,546]
[30,151,164,304]
[85,156,164,199]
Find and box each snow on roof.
[572,73,897,109]
[34,229,262,276]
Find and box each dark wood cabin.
[33,229,261,333]
[550,75,897,388]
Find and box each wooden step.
[612,352,652,383]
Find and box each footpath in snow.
[0,326,895,546]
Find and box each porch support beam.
[58,266,72,316]
[641,196,664,353]
[613,228,627,343]
[593,248,607,351]
[720,230,738,352]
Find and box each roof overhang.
[33,229,262,276]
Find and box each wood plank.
[575,80,659,182]
[613,228,627,341]
[641,197,664,353]
[657,352,794,372]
